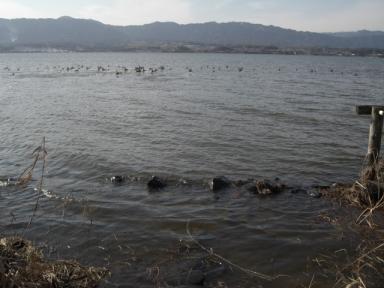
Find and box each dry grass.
[316,238,384,288]
[322,159,384,221]
[0,236,109,288]
[316,159,384,287]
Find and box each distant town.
[1,43,383,58]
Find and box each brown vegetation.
[0,236,109,288]
[317,159,384,287]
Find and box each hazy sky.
[0,0,383,32]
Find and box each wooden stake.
[356,105,384,165]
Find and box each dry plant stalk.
[330,241,384,288]
[16,137,49,233]
[318,159,384,287]
[321,159,384,225]
[186,220,282,281]
[18,137,47,187]
[355,158,384,226]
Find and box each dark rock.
[248,179,286,195]
[312,184,330,190]
[147,176,167,190]
[367,181,384,202]
[12,240,26,250]
[6,177,19,186]
[204,265,226,280]
[163,258,205,286]
[184,270,204,285]
[111,175,124,183]
[234,178,254,187]
[290,188,306,194]
[256,180,274,195]
[163,256,225,286]
[127,175,141,182]
[243,182,256,192]
[178,178,189,186]
[209,176,231,192]
[307,189,322,198]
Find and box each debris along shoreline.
[1,137,384,287]
[0,236,109,288]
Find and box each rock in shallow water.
[164,260,226,286]
[290,188,306,194]
[184,270,204,285]
[147,176,167,190]
[234,178,254,187]
[247,179,286,195]
[110,175,124,183]
[307,189,322,198]
[209,176,231,192]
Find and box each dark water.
[0,53,383,287]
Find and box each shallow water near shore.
[0,52,383,287]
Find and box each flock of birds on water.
[2,64,360,77]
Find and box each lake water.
[0,53,383,287]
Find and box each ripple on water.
[0,53,383,287]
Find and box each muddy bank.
[0,236,109,288]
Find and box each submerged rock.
[248,179,286,195]
[209,176,231,192]
[290,188,306,194]
[307,189,322,198]
[161,256,226,286]
[307,184,331,198]
[0,176,18,187]
[147,176,167,190]
[178,178,189,186]
[111,175,124,183]
[204,265,226,281]
[234,178,254,187]
[184,270,204,285]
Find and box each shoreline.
[0,46,383,58]
[1,161,383,287]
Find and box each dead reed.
[17,137,47,187]
[322,159,384,218]
[317,158,384,287]
[316,236,384,288]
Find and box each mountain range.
[0,16,383,52]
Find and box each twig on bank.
[185,220,284,281]
[308,273,315,288]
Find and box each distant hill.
[328,30,384,38]
[0,17,383,51]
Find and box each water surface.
[0,53,383,287]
